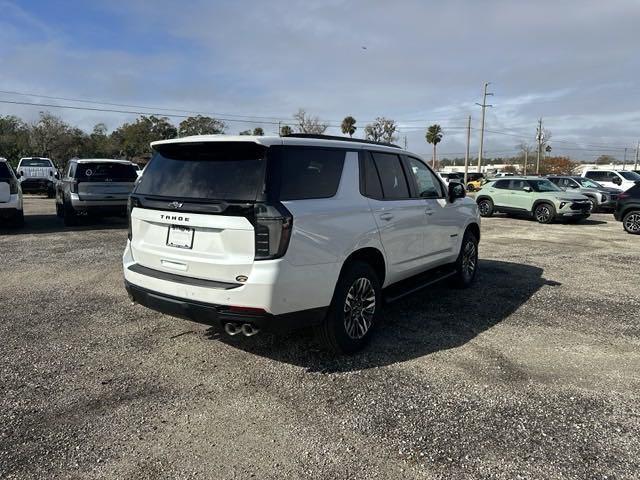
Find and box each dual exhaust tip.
[224,322,260,337]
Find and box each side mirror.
[54,172,60,180]
[523,186,532,192]
[612,177,622,185]
[448,182,466,202]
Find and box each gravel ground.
[1,196,639,479]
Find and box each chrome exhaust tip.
[241,323,260,337]
[224,322,242,336]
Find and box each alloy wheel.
[461,239,477,280]
[624,212,640,233]
[343,277,376,340]
[478,201,490,216]
[536,205,552,223]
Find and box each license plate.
[167,225,194,249]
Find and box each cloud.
[1,0,639,160]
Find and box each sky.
[1,0,639,161]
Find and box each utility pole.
[535,118,544,175]
[404,136,408,150]
[523,149,528,176]
[277,121,281,136]
[622,147,627,170]
[476,82,493,173]
[464,115,471,185]
[635,141,639,170]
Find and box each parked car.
[546,176,621,212]
[438,172,464,184]
[55,159,139,226]
[476,176,591,223]
[580,168,640,192]
[493,172,515,177]
[123,134,481,353]
[0,157,24,227]
[614,183,640,234]
[16,157,58,197]
[466,172,485,191]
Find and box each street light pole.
[536,118,544,175]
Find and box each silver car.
[547,176,621,212]
[55,159,138,226]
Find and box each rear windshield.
[20,158,51,167]
[76,163,138,182]
[0,163,12,180]
[135,142,267,201]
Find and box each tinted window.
[371,152,409,199]
[529,179,561,192]
[585,171,610,181]
[0,163,12,180]
[276,147,345,200]
[136,142,267,201]
[547,177,561,186]
[20,158,51,167]
[509,179,527,190]
[361,153,383,199]
[620,171,640,181]
[493,180,510,189]
[76,162,138,182]
[407,157,443,198]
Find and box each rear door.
[488,179,511,207]
[129,142,267,284]
[363,151,428,281]
[76,162,137,201]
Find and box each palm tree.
[341,116,357,137]
[425,124,443,169]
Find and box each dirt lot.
[1,196,639,479]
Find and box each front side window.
[371,152,410,199]
[528,179,562,192]
[620,171,640,181]
[407,157,443,198]
[509,179,527,190]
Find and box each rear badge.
[236,275,248,283]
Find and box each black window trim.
[361,149,414,201]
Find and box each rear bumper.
[20,179,54,191]
[70,194,127,213]
[125,280,326,332]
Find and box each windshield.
[529,179,562,192]
[620,171,640,181]
[135,142,267,201]
[76,163,138,182]
[20,158,51,167]
[576,178,602,189]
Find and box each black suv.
[614,183,640,234]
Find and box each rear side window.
[0,163,12,180]
[76,163,138,182]
[585,171,610,182]
[136,142,267,201]
[361,153,383,199]
[371,152,410,199]
[274,147,345,200]
[493,180,510,189]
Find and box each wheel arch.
[340,247,386,287]
[465,222,481,242]
[475,195,492,204]
[532,199,556,213]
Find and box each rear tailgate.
[21,166,50,179]
[78,181,134,201]
[0,182,9,203]
[130,207,255,284]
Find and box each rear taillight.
[127,196,140,240]
[254,203,292,260]
[70,180,78,194]
[9,177,19,194]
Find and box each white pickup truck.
[17,157,58,197]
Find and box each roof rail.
[282,133,401,149]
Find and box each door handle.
[425,209,434,216]
[379,213,394,221]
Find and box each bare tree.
[293,109,328,134]
[364,117,397,143]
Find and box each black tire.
[466,183,475,192]
[55,202,64,218]
[622,210,640,234]
[477,198,494,217]
[315,261,382,354]
[452,230,479,288]
[587,197,598,213]
[47,188,55,199]
[63,200,78,226]
[534,202,555,224]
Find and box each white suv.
[123,135,481,353]
[0,158,24,227]
[581,168,640,191]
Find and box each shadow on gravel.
[0,214,127,235]
[209,259,556,372]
